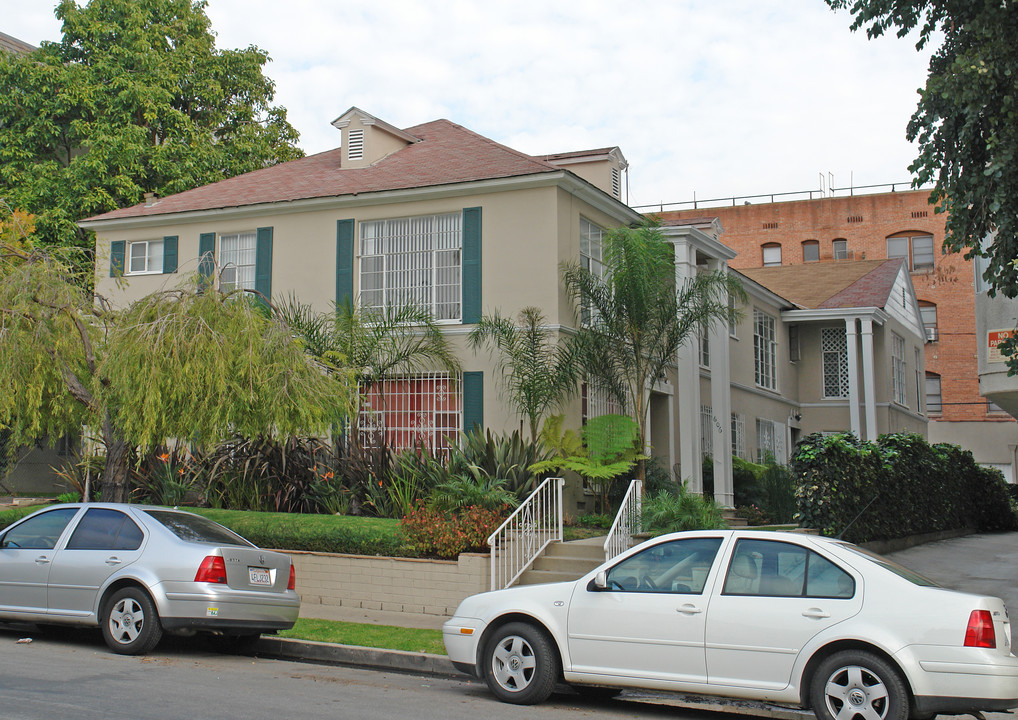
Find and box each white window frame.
[126,239,163,275]
[582,380,625,421]
[731,413,745,459]
[699,326,710,368]
[700,404,714,460]
[359,212,462,322]
[891,332,907,406]
[219,231,257,292]
[762,244,781,267]
[821,327,849,398]
[755,418,784,464]
[754,309,777,391]
[914,347,922,411]
[887,234,935,271]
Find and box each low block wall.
[290,550,490,617]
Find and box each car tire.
[810,650,909,720]
[483,622,559,705]
[101,587,163,655]
[206,632,261,654]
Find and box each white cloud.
[1,0,932,207]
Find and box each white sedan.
[444,530,1018,720]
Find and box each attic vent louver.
[611,168,621,198]
[347,129,364,160]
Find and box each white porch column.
[845,318,861,439]
[860,317,878,440]
[674,241,702,491]
[709,260,733,508]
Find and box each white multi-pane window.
[358,373,461,457]
[731,413,745,458]
[891,332,907,405]
[699,327,710,368]
[360,213,462,321]
[127,239,163,275]
[700,404,714,460]
[914,347,922,411]
[582,380,625,421]
[755,418,784,464]
[580,217,606,278]
[821,327,850,398]
[220,231,257,291]
[753,309,777,390]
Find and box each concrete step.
[723,510,748,527]
[542,540,605,561]
[518,568,593,585]
[515,539,607,586]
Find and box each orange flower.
[158,453,170,462]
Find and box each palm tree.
[561,221,741,483]
[468,306,578,442]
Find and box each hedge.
[792,432,1017,544]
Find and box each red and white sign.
[988,329,1016,363]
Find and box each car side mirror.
[592,570,608,591]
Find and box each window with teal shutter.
[198,232,215,291]
[462,207,482,324]
[336,219,355,307]
[255,227,273,302]
[463,371,483,434]
[162,236,178,274]
[110,241,126,277]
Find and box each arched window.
[887,231,934,270]
[762,243,781,267]
[802,240,819,263]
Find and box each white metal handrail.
[488,477,564,591]
[604,478,642,561]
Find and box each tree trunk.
[99,412,132,503]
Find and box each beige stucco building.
[78,108,928,512]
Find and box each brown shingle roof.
[739,259,905,310]
[83,119,564,222]
[0,31,37,55]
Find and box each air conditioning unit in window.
[924,327,939,342]
[834,250,855,261]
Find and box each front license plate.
[249,567,271,586]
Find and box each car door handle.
[105,557,122,566]
[677,603,703,615]
[35,555,50,565]
[803,608,831,619]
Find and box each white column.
[845,318,861,439]
[674,241,702,491]
[710,260,733,508]
[860,318,878,441]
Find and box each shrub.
[399,501,507,558]
[427,470,519,513]
[735,504,770,526]
[456,428,553,496]
[641,483,727,536]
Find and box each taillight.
[195,555,228,584]
[287,564,296,590]
[964,610,996,648]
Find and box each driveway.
[887,532,1018,615]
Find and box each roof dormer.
[539,146,629,201]
[330,107,421,168]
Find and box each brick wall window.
[925,373,942,414]
[887,233,934,271]
[918,302,938,342]
[802,240,819,263]
[832,238,849,260]
[762,243,781,267]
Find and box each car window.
[0,507,79,550]
[837,542,939,587]
[605,537,722,593]
[144,510,253,547]
[66,508,144,551]
[723,539,855,598]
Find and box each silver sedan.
[0,502,300,654]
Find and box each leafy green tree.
[0,0,302,254]
[468,306,578,442]
[826,0,1018,368]
[562,221,740,483]
[0,244,353,502]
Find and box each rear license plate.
[249,567,271,586]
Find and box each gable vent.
[847,215,864,223]
[347,129,364,161]
[762,222,779,230]
[611,167,621,198]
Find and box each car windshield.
[837,543,940,587]
[144,510,254,548]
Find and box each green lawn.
[279,618,445,655]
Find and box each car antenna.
[836,493,880,540]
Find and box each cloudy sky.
[4,0,932,209]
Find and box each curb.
[255,637,809,719]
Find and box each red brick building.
[655,188,1018,481]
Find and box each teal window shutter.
[255,226,273,302]
[198,232,216,291]
[162,236,178,274]
[110,241,126,277]
[463,371,484,434]
[336,219,355,307]
[462,207,482,323]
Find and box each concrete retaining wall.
[290,550,490,617]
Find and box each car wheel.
[101,587,163,655]
[483,622,559,705]
[810,650,908,720]
[206,632,261,654]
